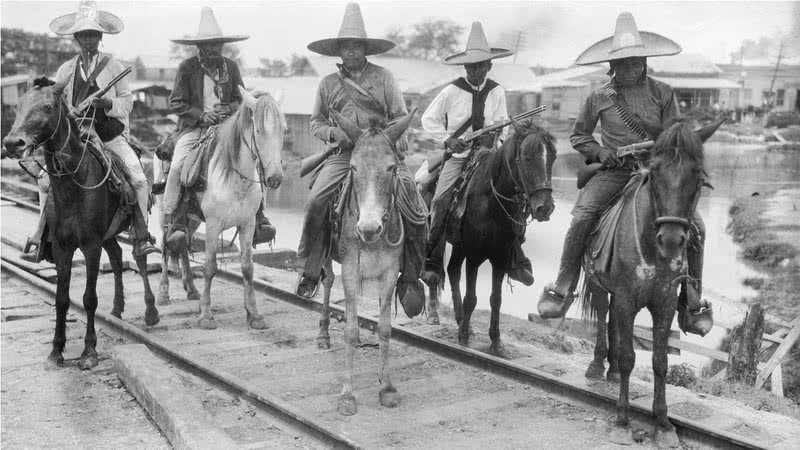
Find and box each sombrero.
[49,0,123,35]
[443,22,514,65]
[171,7,249,45]
[307,2,395,57]
[574,12,681,65]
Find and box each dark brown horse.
[425,121,556,355]
[3,78,158,370]
[578,119,723,447]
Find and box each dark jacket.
[169,56,244,135]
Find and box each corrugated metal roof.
[136,54,179,69]
[651,76,742,89]
[648,53,721,75]
[529,65,606,92]
[242,76,320,116]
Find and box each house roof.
[652,76,742,89]
[136,55,178,70]
[648,53,721,76]
[529,65,606,92]
[130,80,171,92]
[242,76,321,115]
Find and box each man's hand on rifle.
[199,111,222,127]
[597,147,621,169]
[444,137,467,156]
[330,127,351,147]
[91,97,112,111]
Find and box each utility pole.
[767,40,784,111]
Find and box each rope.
[632,175,655,279]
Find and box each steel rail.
[0,257,363,450]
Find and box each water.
[160,142,800,370]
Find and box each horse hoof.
[248,316,268,330]
[458,332,469,345]
[585,362,606,380]
[607,370,621,383]
[337,393,357,416]
[609,426,634,446]
[78,355,99,371]
[317,336,331,350]
[426,314,440,325]
[655,427,680,449]
[44,352,64,370]
[489,340,509,358]
[198,317,217,330]
[145,309,160,327]
[157,293,171,306]
[379,387,400,408]
[187,291,201,301]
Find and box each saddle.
[181,127,218,191]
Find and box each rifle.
[74,65,133,113]
[299,142,338,178]
[427,105,548,173]
[576,140,654,189]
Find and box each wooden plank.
[771,363,784,397]
[709,368,727,382]
[755,322,800,389]
[632,327,729,362]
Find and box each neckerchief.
[450,77,499,131]
[197,54,230,100]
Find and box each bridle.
[489,128,553,225]
[648,159,705,231]
[232,103,284,189]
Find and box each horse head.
[238,86,286,189]
[332,109,415,244]
[507,119,557,222]
[3,77,68,160]
[647,117,724,260]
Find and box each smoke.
[730,3,800,63]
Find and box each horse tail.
[576,269,602,322]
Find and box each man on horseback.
[536,12,713,336]
[162,7,275,249]
[22,0,157,261]
[296,2,427,317]
[420,22,534,287]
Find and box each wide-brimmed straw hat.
[307,2,395,57]
[574,12,681,65]
[171,7,249,45]
[49,0,123,35]
[443,22,514,65]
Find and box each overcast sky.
[1,0,797,68]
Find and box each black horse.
[424,120,556,355]
[3,78,158,370]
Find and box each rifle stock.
[299,145,337,178]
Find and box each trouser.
[105,135,150,223]
[552,168,705,296]
[163,129,201,216]
[297,151,426,285]
[425,156,466,273]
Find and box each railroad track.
[0,176,772,449]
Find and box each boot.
[537,215,593,318]
[396,277,425,318]
[253,204,276,246]
[677,281,713,336]
[131,207,158,257]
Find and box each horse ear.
[383,108,416,144]
[695,115,727,143]
[510,117,524,136]
[330,110,363,143]
[238,85,257,107]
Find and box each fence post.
[726,303,765,385]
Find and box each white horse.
[158,87,285,329]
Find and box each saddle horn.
[694,115,727,143]
[330,110,363,144]
[383,108,417,145]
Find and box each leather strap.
[604,81,650,141]
[76,55,110,103]
[335,74,386,119]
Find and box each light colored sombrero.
[49,0,123,35]
[171,7,249,45]
[307,2,395,57]
[574,12,681,65]
[443,22,514,65]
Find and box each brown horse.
[426,121,556,355]
[578,119,723,447]
[2,78,158,370]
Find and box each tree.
[1,28,78,77]
[288,54,314,76]
[258,58,288,77]
[383,19,464,61]
[169,42,243,67]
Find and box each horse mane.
[212,92,286,183]
[490,119,556,177]
[33,77,56,88]
[650,119,704,168]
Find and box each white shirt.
[203,75,220,112]
[421,78,508,158]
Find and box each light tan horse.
[317,111,415,415]
[158,87,285,329]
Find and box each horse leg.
[488,258,508,357]
[317,258,334,349]
[133,251,159,327]
[104,239,125,319]
[198,222,220,329]
[448,245,466,326]
[609,297,636,445]
[157,242,171,306]
[78,245,102,370]
[239,221,267,329]
[180,249,200,301]
[585,283,609,380]
[607,294,621,382]
[47,243,75,369]
[651,306,680,448]
[378,271,400,408]
[337,267,358,416]
[458,255,480,345]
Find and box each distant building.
[133,55,179,83]
[718,60,800,112]
[1,74,31,138]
